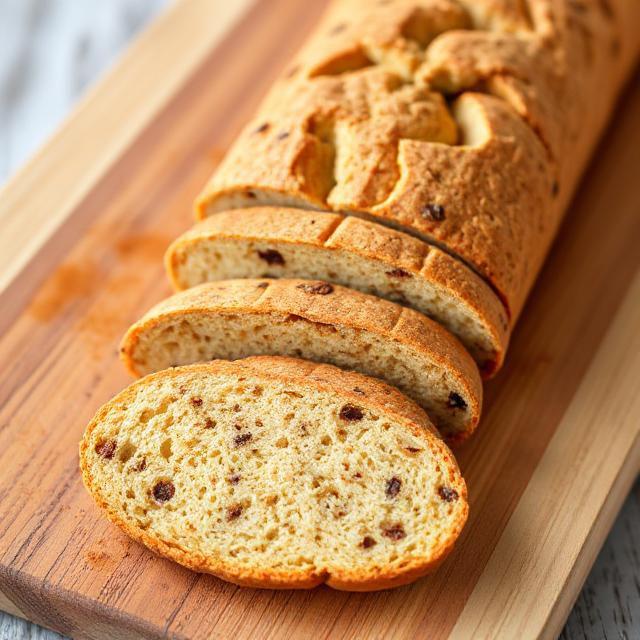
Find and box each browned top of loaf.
[167,206,510,374]
[196,0,640,320]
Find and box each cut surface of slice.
[80,356,468,590]
[165,207,509,376]
[120,279,482,443]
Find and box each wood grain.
[452,272,640,639]
[0,0,638,638]
[0,0,254,302]
[561,480,640,639]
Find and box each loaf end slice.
[120,279,482,443]
[80,356,468,591]
[165,207,509,377]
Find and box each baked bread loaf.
[195,0,640,321]
[80,356,468,591]
[165,207,509,376]
[120,279,482,443]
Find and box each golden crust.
[120,279,483,442]
[79,356,468,591]
[195,0,640,321]
[165,206,509,376]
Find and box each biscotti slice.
[80,356,468,591]
[120,279,482,443]
[165,207,509,376]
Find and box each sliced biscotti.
[80,356,468,591]
[165,207,509,376]
[120,279,482,443]
[195,0,640,320]
[196,86,553,321]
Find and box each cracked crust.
[195,0,640,320]
[165,206,509,376]
[80,356,468,591]
[120,279,482,443]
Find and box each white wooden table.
[0,1,637,638]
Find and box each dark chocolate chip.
[95,440,117,459]
[421,203,446,221]
[438,486,459,502]
[226,503,243,521]
[276,131,290,140]
[257,249,285,265]
[253,122,270,134]
[245,190,257,199]
[404,446,422,454]
[361,536,376,549]
[190,397,203,407]
[386,268,411,278]
[134,457,147,472]
[382,524,406,541]
[204,418,216,429]
[385,476,402,499]
[228,474,241,485]
[339,404,364,422]
[152,480,175,503]
[233,433,253,447]
[296,282,334,295]
[448,392,467,410]
[256,282,269,289]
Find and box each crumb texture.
[121,280,482,441]
[80,358,467,590]
[166,207,509,376]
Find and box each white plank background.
[0,1,637,638]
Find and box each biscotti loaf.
[165,207,509,376]
[195,0,640,320]
[80,356,468,591]
[120,279,482,443]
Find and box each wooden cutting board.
[0,1,638,638]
